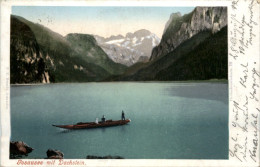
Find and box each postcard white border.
[1,0,260,167]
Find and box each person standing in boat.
[121,111,125,120]
[101,115,106,123]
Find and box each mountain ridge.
[155,26,228,80]
[94,29,160,66]
[11,7,227,83]
[150,7,227,61]
[10,15,126,83]
[110,7,228,81]
[65,33,126,75]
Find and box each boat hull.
[52,119,131,130]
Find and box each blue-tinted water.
[10,82,228,159]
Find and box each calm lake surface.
[11,82,228,159]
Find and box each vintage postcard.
[0,0,259,166]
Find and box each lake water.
[11,82,228,159]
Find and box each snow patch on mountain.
[95,29,160,66]
[105,39,125,44]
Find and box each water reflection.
[163,82,228,104]
[59,129,73,133]
[120,125,126,132]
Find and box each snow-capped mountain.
[95,29,160,66]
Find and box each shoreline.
[10,79,228,86]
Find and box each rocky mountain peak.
[150,7,227,61]
[189,7,227,33]
[126,32,134,38]
[171,12,182,17]
[95,29,160,66]
[163,12,182,33]
[66,33,97,44]
[105,34,124,42]
[133,29,152,37]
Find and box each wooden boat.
[52,119,131,130]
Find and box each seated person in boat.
[101,115,106,123]
[121,111,125,120]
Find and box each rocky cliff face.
[95,29,160,66]
[11,15,128,83]
[155,26,228,81]
[150,7,227,61]
[10,17,51,83]
[11,15,120,83]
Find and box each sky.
[12,6,195,38]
